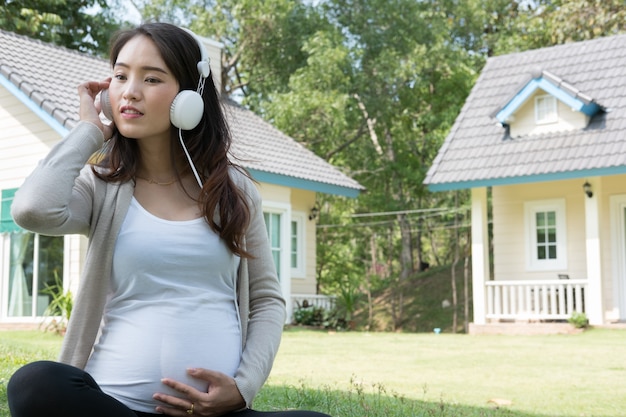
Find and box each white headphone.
[100,27,211,131]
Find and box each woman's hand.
[77,79,114,140]
[154,369,246,417]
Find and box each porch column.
[584,179,604,325]
[471,187,490,325]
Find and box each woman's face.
[108,35,180,142]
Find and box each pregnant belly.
[85,312,241,411]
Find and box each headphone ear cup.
[170,90,204,130]
[100,89,114,121]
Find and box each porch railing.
[485,279,587,321]
[291,294,336,312]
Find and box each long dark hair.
[93,22,251,258]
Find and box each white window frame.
[535,94,558,124]
[262,201,291,318]
[1,232,70,323]
[524,199,567,271]
[290,212,306,279]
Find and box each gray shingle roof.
[0,30,363,196]
[424,34,626,191]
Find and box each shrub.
[568,311,588,329]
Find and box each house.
[0,30,364,327]
[424,34,626,332]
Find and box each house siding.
[493,176,626,320]
[0,89,83,323]
[600,175,626,318]
[493,180,587,281]
[511,90,589,138]
[257,183,318,295]
[290,188,317,294]
[0,86,58,187]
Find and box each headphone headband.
[181,27,210,79]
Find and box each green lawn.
[1,328,625,417]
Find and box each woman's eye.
[114,74,127,81]
[146,77,161,84]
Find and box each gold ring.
[186,403,194,415]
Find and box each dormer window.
[535,94,557,124]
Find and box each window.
[535,94,557,124]
[262,204,292,322]
[7,232,65,318]
[264,212,282,281]
[524,199,567,270]
[1,188,21,233]
[290,213,306,278]
[2,188,65,319]
[535,211,557,260]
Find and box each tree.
[0,0,127,55]
[121,0,626,331]
[492,0,626,54]
[260,0,478,329]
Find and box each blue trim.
[427,166,626,191]
[248,169,362,198]
[495,78,600,124]
[0,73,69,137]
[496,79,541,124]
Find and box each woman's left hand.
[154,368,246,417]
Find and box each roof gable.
[425,34,626,191]
[0,30,363,197]
[494,70,602,125]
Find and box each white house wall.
[510,89,589,138]
[0,85,85,323]
[290,188,317,294]
[599,174,626,320]
[493,180,587,281]
[492,176,626,321]
[257,183,318,295]
[0,85,59,188]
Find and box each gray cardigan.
[11,121,286,407]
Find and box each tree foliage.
[0,0,127,55]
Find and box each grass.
[1,328,626,417]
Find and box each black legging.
[7,361,330,417]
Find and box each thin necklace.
[135,176,177,186]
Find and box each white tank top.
[85,197,242,412]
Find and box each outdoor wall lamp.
[583,181,593,198]
[309,205,319,221]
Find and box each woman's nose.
[122,79,141,101]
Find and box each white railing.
[485,279,587,321]
[291,294,336,312]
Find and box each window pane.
[272,250,280,277]
[537,245,546,260]
[536,212,545,227]
[271,213,280,243]
[263,211,282,282]
[537,229,546,243]
[37,235,65,316]
[291,220,298,269]
[548,245,557,259]
[8,233,34,317]
[536,96,557,123]
[534,209,559,262]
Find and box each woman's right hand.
[77,79,114,140]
